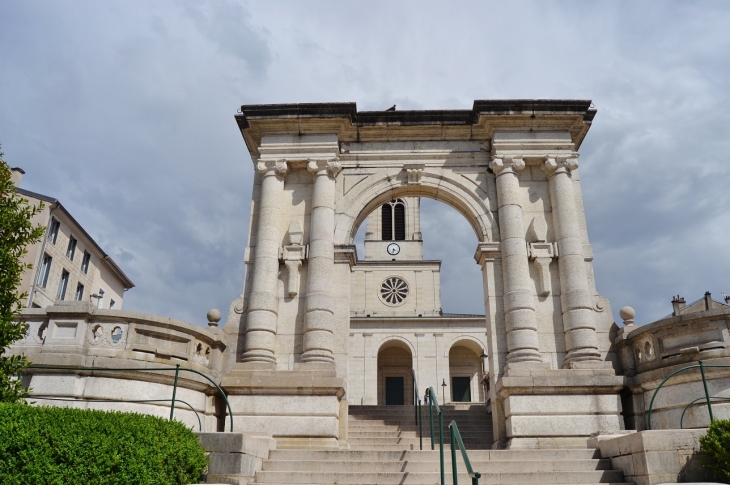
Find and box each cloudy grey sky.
[1,1,728,327]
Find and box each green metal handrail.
[449,420,482,485]
[680,396,730,429]
[25,364,234,431]
[29,395,203,431]
[647,360,730,430]
[427,386,445,485]
[412,368,423,450]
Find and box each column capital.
[489,156,525,175]
[256,159,289,178]
[542,154,579,176]
[307,158,341,177]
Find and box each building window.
[75,283,84,301]
[38,254,52,288]
[48,218,60,244]
[109,299,116,309]
[381,199,406,241]
[81,251,91,274]
[57,270,70,300]
[66,236,77,260]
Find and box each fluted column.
[490,156,542,365]
[241,159,288,365]
[301,159,341,364]
[543,156,601,365]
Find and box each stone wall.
[615,305,730,430]
[10,301,227,432]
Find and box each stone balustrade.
[9,301,228,431]
[615,305,730,430]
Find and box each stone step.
[255,482,632,485]
[349,410,488,417]
[348,430,489,438]
[254,470,626,484]
[347,426,493,435]
[267,449,601,461]
[349,445,495,451]
[262,458,614,473]
[348,415,489,422]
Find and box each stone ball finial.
[619,306,635,326]
[207,308,222,327]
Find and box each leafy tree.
[0,145,45,402]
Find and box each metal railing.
[24,364,234,431]
[28,396,203,431]
[681,396,730,429]
[647,360,730,430]
[412,368,423,450]
[449,420,481,485]
[427,386,445,485]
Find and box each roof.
[16,187,135,289]
[235,99,597,156]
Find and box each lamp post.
[441,378,447,404]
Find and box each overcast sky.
[1,1,728,327]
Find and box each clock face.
[387,243,400,255]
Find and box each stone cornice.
[236,100,596,157]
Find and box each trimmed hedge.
[700,418,730,483]
[0,403,207,485]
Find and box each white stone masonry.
[241,160,288,366]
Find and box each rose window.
[380,277,409,306]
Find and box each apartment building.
[11,168,134,309]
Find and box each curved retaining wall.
[10,301,227,432]
[615,306,730,430]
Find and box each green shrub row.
[0,403,207,485]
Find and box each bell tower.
[351,197,442,317]
[364,197,423,261]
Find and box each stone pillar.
[543,156,601,365]
[301,159,341,364]
[489,156,542,366]
[241,160,288,365]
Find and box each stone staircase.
[349,404,493,450]
[250,405,631,485]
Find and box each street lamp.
[441,378,447,404]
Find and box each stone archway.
[376,339,413,406]
[228,101,624,449]
[334,169,498,247]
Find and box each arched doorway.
[448,344,485,403]
[377,341,413,405]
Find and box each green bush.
[0,403,207,485]
[700,418,730,483]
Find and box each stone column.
[543,156,601,365]
[489,157,542,366]
[242,160,288,365]
[301,159,341,364]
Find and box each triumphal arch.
[221,100,624,449]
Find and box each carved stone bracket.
[528,242,557,296]
[404,163,425,184]
[527,215,556,296]
[280,220,308,297]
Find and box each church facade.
[348,196,488,407]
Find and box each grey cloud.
[1,0,729,329]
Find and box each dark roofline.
[235,99,596,130]
[16,187,135,289]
